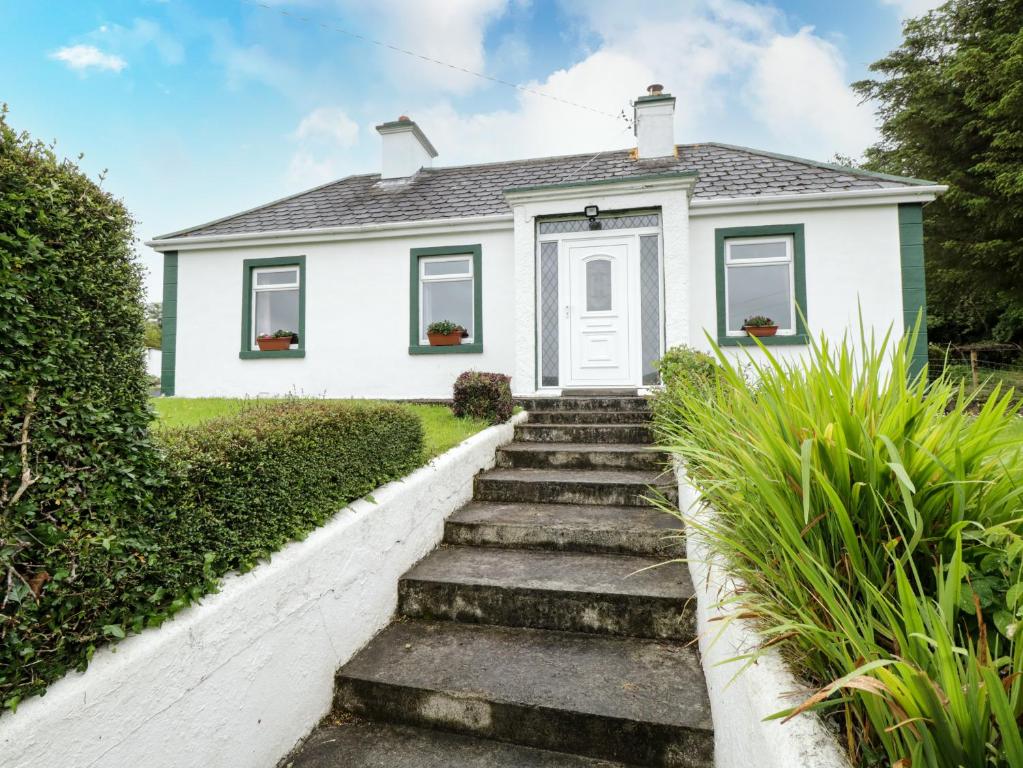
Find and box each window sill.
[718,334,808,347]
[239,349,306,359]
[409,343,483,355]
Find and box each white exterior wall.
[0,414,525,768]
[173,227,515,399]
[688,203,904,365]
[164,193,918,398]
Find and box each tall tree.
[854,0,1023,343]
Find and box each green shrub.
[656,328,1023,767]
[452,371,513,424]
[0,108,165,710]
[651,345,719,424]
[155,400,424,573]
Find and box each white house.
[147,85,945,399]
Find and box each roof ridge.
[699,141,939,187]
[422,146,637,174]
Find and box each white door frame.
[536,225,663,391]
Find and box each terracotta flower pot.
[427,331,463,346]
[744,325,779,338]
[256,336,293,351]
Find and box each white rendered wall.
[676,461,850,768]
[172,228,515,399]
[687,204,904,367]
[0,414,525,768]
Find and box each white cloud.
[394,0,879,165]
[288,107,362,188]
[745,27,876,155]
[294,106,359,146]
[335,0,510,93]
[880,0,946,18]
[97,19,185,65]
[50,44,127,73]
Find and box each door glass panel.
[585,259,612,311]
[726,263,792,332]
[423,279,473,337]
[254,289,300,339]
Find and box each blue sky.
[1,0,940,299]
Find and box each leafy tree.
[853,0,1023,343]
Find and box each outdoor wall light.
[584,204,599,220]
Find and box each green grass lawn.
[151,398,489,460]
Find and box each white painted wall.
[145,348,161,378]
[165,194,911,398]
[0,414,526,768]
[172,227,516,399]
[676,460,850,768]
[687,203,905,366]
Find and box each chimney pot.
[398,115,410,122]
[647,83,664,96]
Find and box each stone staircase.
[284,391,713,768]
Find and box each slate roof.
[157,143,933,240]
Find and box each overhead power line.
[240,0,631,127]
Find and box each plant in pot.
[426,320,465,347]
[256,329,295,351]
[742,315,778,338]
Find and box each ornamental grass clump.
[655,326,1023,767]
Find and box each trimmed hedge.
[452,371,513,424]
[0,109,164,711]
[155,401,424,574]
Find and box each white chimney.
[633,84,677,159]
[375,116,438,179]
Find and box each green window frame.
[240,255,306,359]
[409,244,483,355]
[714,224,808,346]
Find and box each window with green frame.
[715,224,808,346]
[240,255,306,359]
[409,244,483,355]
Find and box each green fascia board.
[240,255,307,359]
[504,171,698,195]
[703,142,940,187]
[409,244,483,354]
[160,251,178,396]
[898,203,928,378]
[714,224,808,345]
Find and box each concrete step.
[496,442,664,471]
[474,468,676,507]
[444,501,684,556]
[284,721,628,767]
[398,546,695,640]
[514,424,653,445]
[527,410,653,425]
[518,397,651,413]
[333,620,714,767]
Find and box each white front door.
[563,238,636,387]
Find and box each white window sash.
[419,255,474,344]
[251,267,300,349]
[723,236,796,336]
